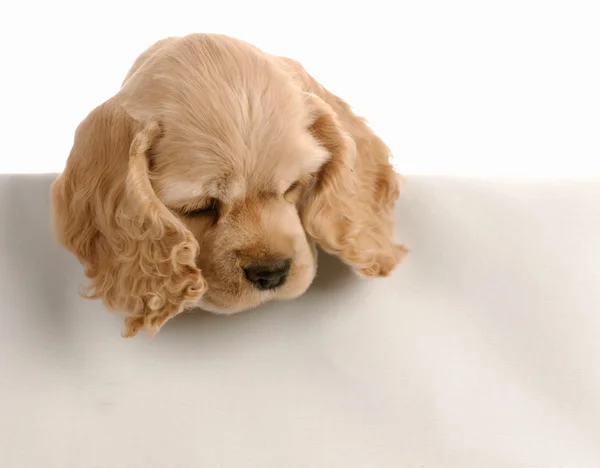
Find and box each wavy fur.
[51,34,404,337]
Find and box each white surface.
[2,0,600,177]
[1,174,599,467]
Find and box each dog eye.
[285,181,301,194]
[186,198,218,216]
[284,180,305,203]
[284,174,315,202]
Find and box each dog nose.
[244,259,291,291]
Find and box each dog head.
[51,34,402,337]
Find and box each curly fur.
[51,101,206,337]
[50,34,405,337]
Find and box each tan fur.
[50,34,406,337]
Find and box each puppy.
[50,34,406,337]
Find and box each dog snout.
[243,259,291,290]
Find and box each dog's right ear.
[50,99,207,337]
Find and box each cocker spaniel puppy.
[51,34,406,337]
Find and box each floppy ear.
[50,99,206,337]
[301,93,406,277]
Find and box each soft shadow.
[0,174,360,352]
[0,174,75,348]
[310,249,356,292]
[157,248,357,344]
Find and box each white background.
[2,3,600,466]
[0,0,599,178]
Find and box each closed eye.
[184,198,219,217]
[284,175,314,203]
[285,181,301,194]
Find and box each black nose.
[244,259,291,291]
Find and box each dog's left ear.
[300,92,406,277]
